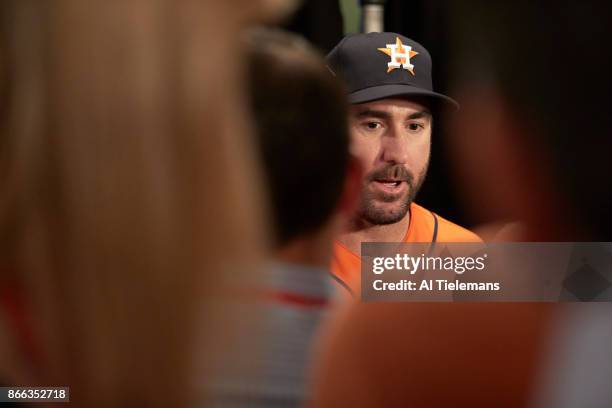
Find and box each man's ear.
[337,155,362,218]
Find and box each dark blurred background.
[279,0,470,227]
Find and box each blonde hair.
[0,0,281,405]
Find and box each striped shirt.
[207,262,336,407]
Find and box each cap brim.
[348,84,459,110]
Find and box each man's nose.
[379,126,410,164]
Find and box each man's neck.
[338,209,411,255]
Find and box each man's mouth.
[371,179,406,194]
[376,179,402,187]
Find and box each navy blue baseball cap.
[326,32,458,109]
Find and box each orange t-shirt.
[331,202,481,295]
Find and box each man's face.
[349,97,432,225]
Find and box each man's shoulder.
[412,203,482,243]
[434,212,482,242]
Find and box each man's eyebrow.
[353,109,392,120]
[406,110,432,120]
[353,108,432,121]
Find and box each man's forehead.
[350,97,431,116]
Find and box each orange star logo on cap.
[377,37,419,75]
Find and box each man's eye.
[407,123,424,131]
[365,122,382,130]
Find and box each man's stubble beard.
[357,162,429,226]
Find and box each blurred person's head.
[326,33,457,227]
[0,0,279,405]
[246,29,359,264]
[448,1,611,241]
